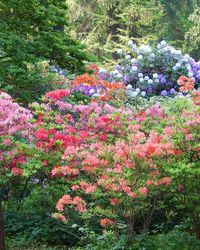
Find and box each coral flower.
[192,91,200,105]
[177,76,195,92]
[12,167,23,176]
[139,187,148,196]
[100,218,113,227]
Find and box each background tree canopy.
[67,0,199,60]
[0,0,92,103]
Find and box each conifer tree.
[185,7,200,59]
[0,0,92,102]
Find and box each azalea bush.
[99,41,200,99]
[0,92,35,248]
[28,88,200,242]
[0,92,33,182]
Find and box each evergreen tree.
[185,6,200,59]
[67,0,163,60]
[159,0,195,46]
[0,0,92,102]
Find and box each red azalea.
[36,128,49,140]
[12,167,23,176]
[45,89,70,101]
[100,134,107,141]
[100,218,114,227]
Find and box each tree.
[67,0,163,60]
[185,7,200,59]
[0,0,92,102]
[159,0,195,47]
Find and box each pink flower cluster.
[0,92,33,137]
[44,89,70,101]
[56,194,87,213]
[0,92,33,177]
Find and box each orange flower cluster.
[71,73,97,87]
[177,76,195,92]
[70,73,126,101]
[192,91,200,106]
[100,80,125,91]
[71,73,125,90]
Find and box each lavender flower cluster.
[51,65,68,78]
[72,84,106,98]
[99,41,200,98]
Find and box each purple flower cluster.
[71,84,106,98]
[98,41,200,99]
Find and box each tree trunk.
[0,200,5,250]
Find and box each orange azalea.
[101,80,126,90]
[71,73,125,90]
[192,91,200,106]
[177,76,195,92]
[71,73,97,86]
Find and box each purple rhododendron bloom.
[147,87,153,95]
[168,80,174,87]
[160,77,167,84]
[161,90,168,97]
[32,178,39,184]
[170,88,176,95]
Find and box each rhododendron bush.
[0,92,33,182]
[0,92,35,249]
[30,89,200,238]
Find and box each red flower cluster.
[45,89,70,101]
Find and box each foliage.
[67,0,199,61]
[159,0,195,47]
[185,7,200,59]
[67,0,164,59]
[72,229,200,250]
[0,0,92,102]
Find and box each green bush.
[73,230,200,250]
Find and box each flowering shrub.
[69,72,126,102]
[177,76,195,92]
[0,92,34,181]
[99,41,200,99]
[31,89,200,238]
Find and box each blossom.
[177,76,195,92]
[3,138,11,146]
[45,89,70,101]
[0,92,33,137]
[71,185,80,190]
[161,90,168,97]
[139,187,148,196]
[100,218,114,227]
[35,128,49,140]
[170,88,176,95]
[159,177,171,186]
[72,196,87,212]
[11,167,23,176]
[110,198,120,205]
[141,91,146,97]
[56,195,72,211]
